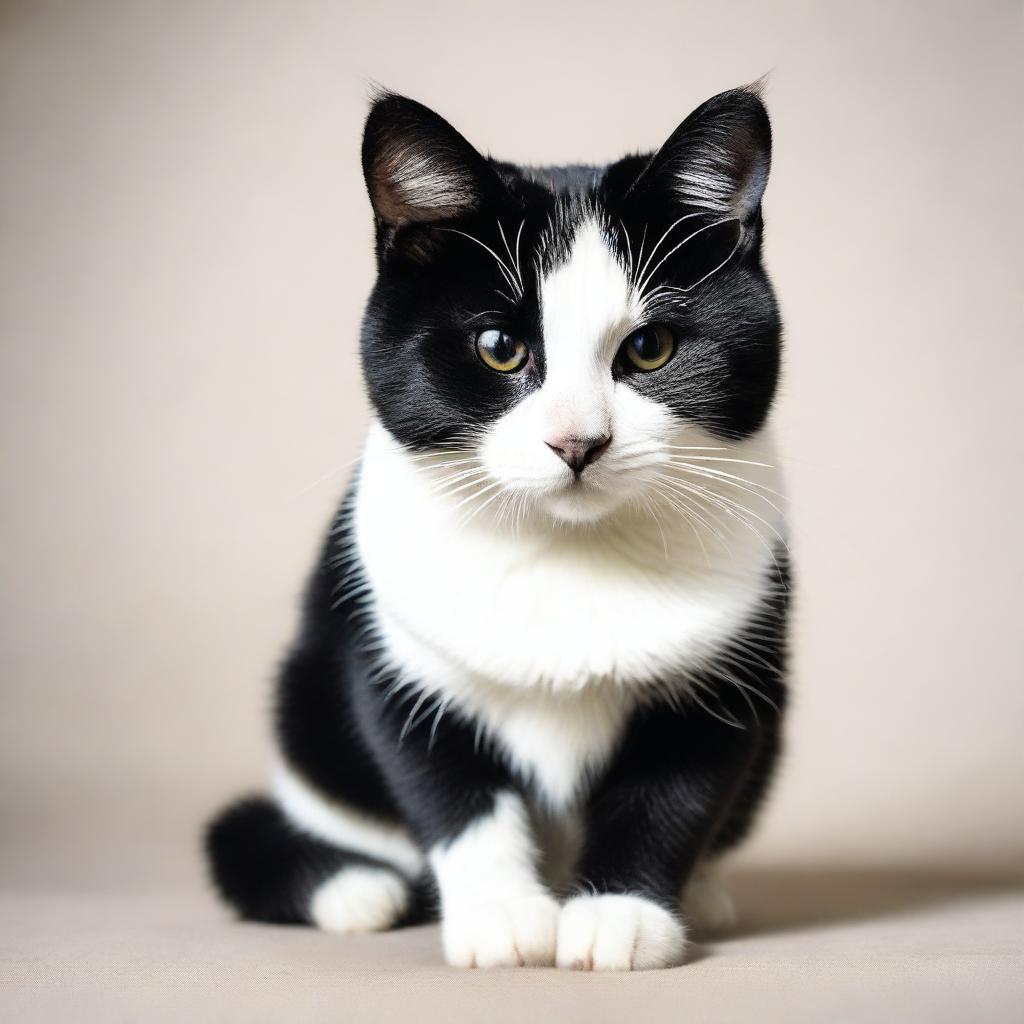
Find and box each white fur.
[483,214,764,523]
[430,792,559,967]
[389,652,630,811]
[675,148,735,215]
[348,219,784,951]
[675,142,769,221]
[556,893,687,971]
[272,759,424,877]
[481,217,648,524]
[357,219,782,729]
[356,416,781,807]
[358,425,780,694]
[388,146,475,215]
[448,684,630,810]
[538,218,639,439]
[309,865,409,934]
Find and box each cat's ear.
[362,92,504,232]
[629,87,772,223]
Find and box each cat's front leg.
[559,706,768,971]
[371,688,558,968]
[430,791,560,968]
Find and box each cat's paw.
[441,893,560,968]
[309,865,409,933]
[556,893,687,971]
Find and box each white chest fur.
[353,422,782,807]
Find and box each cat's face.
[360,90,780,525]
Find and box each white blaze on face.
[537,218,637,442]
[479,217,660,523]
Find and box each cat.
[205,84,788,971]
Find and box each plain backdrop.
[2,0,1022,905]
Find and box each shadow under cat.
[699,865,1024,940]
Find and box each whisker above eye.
[513,219,525,290]
[636,216,739,298]
[632,223,648,294]
[617,219,635,287]
[634,211,709,297]
[496,218,526,298]
[436,226,522,300]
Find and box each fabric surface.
[3,868,1022,1023]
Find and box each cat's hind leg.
[205,766,428,934]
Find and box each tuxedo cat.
[206,85,788,971]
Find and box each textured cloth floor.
[2,868,1021,1022]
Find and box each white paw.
[556,894,687,971]
[309,865,409,933]
[684,868,737,934]
[442,894,560,968]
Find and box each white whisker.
[637,217,739,298]
[438,227,520,299]
[634,212,708,296]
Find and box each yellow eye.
[476,329,529,373]
[620,324,676,372]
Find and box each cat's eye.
[620,324,676,372]
[476,329,528,373]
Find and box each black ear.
[362,93,505,232]
[631,87,772,223]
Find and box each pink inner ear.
[362,93,504,231]
[369,141,480,228]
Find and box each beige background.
[1,3,1022,1015]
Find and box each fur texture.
[205,85,788,971]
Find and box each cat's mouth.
[537,472,626,524]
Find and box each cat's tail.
[204,796,425,931]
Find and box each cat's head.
[359,88,780,526]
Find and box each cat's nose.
[545,434,612,476]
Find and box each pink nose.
[545,434,612,476]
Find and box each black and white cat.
[206,85,788,971]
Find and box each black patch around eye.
[361,137,779,449]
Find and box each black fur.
[205,795,433,926]
[208,500,787,921]
[206,87,788,945]
[359,89,779,450]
